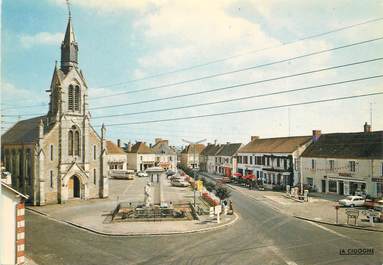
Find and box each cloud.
[50,0,158,13]
[19,32,64,48]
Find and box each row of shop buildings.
[181,123,383,198]
[106,138,178,173]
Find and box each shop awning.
[242,174,256,180]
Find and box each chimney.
[312,130,321,142]
[155,138,162,144]
[363,122,371,133]
[117,139,121,147]
[251,136,259,141]
[127,141,132,152]
[214,139,217,145]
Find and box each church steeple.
[60,7,78,73]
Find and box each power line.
[92,75,383,119]
[91,17,383,89]
[90,36,383,100]
[97,92,383,127]
[3,36,383,111]
[90,57,383,110]
[4,58,382,120]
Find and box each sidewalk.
[201,171,383,232]
[27,177,238,236]
[26,256,39,265]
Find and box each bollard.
[335,205,339,224]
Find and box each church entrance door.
[68,175,81,198]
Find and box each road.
[26,181,383,265]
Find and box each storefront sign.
[339,172,352,177]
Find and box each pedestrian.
[229,200,233,214]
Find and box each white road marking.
[269,245,298,265]
[306,221,349,239]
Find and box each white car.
[339,196,365,207]
[137,171,148,177]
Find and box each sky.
[1,0,383,147]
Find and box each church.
[1,13,109,205]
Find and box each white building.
[237,135,312,188]
[125,142,155,172]
[215,143,242,176]
[1,180,28,265]
[180,144,205,169]
[199,144,222,174]
[301,124,383,197]
[106,140,127,175]
[151,138,177,170]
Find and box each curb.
[26,207,239,237]
[294,215,383,233]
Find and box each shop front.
[327,177,367,196]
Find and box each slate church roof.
[302,131,383,159]
[1,115,50,145]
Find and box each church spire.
[61,0,78,73]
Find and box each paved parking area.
[27,176,237,235]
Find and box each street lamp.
[182,138,206,208]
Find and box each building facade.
[199,143,222,173]
[1,15,108,205]
[237,135,312,188]
[125,142,155,172]
[301,125,383,197]
[215,143,242,176]
[1,180,28,265]
[180,144,205,169]
[151,138,177,170]
[106,140,127,174]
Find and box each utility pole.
[182,138,206,208]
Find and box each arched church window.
[68,126,80,157]
[68,85,74,111]
[74,130,80,156]
[74,85,80,111]
[68,131,73,155]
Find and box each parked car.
[111,170,134,180]
[137,171,148,177]
[338,196,365,207]
[171,180,190,187]
[373,204,383,222]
